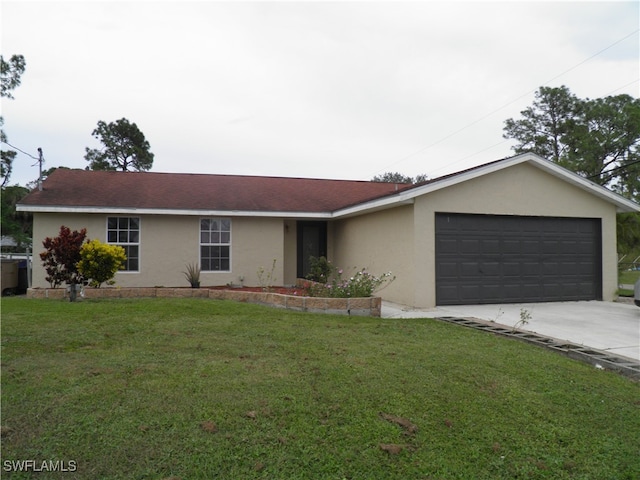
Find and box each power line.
[0,139,39,160]
[587,158,640,180]
[368,28,640,179]
[605,78,640,97]
[542,30,639,88]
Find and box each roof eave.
[520,153,640,213]
[364,152,640,214]
[16,204,334,218]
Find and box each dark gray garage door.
[435,213,602,305]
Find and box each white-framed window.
[200,218,231,272]
[107,217,140,272]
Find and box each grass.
[2,297,639,480]
[619,268,640,286]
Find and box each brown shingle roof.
[19,169,414,213]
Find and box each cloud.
[2,1,638,187]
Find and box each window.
[200,218,231,271]
[107,217,140,272]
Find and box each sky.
[1,0,639,188]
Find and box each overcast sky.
[2,0,638,187]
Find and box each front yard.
[1,297,638,479]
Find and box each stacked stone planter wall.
[26,287,382,317]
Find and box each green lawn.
[619,268,640,286]
[2,297,639,479]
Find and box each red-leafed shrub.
[40,226,88,288]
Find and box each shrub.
[257,259,277,292]
[183,262,201,287]
[77,239,126,288]
[40,226,88,287]
[309,267,395,298]
[306,256,334,283]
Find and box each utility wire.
[541,29,639,87]
[0,139,39,160]
[587,158,640,180]
[368,28,640,179]
[605,78,640,96]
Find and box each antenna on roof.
[37,147,44,191]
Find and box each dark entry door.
[297,221,327,279]
[435,213,602,305]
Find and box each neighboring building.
[17,153,640,307]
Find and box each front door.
[297,221,327,279]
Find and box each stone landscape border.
[26,287,382,317]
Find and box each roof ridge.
[57,168,410,185]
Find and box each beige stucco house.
[18,153,640,308]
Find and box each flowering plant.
[308,266,395,298]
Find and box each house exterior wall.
[282,220,298,285]
[412,162,618,307]
[332,205,415,306]
[29,162,621,307]
[31,213,286,289]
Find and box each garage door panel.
[460,285,480,301]
[460,239,481,254]
[502,239,522,253]
[482,239,501,253]
[435,213,602,305]
[502,262,521,276]
[437,238,458,254]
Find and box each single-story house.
[17,152,640,307]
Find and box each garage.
[435,213,602,305]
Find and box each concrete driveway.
[382,300,640,361]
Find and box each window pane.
[108,217,118,229]
[199,219,230,270]
[108,231,117,243]
[129,231,139,243]
[130,218,139,230]
[118,217,129,229]
[122,246,138,271]
[119,231,128,242]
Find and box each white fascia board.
[524,155,640,213]
[17,153,639,218]
[331,161,511,218]
[333,196,415,218]
[16,205,334,218]
[333,152,639,217]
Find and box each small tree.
[84,118,154,172]
[77,239,126,288]
[1,54,27,186]
[40,226,87,288]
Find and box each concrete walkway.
[382,300,640,361]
